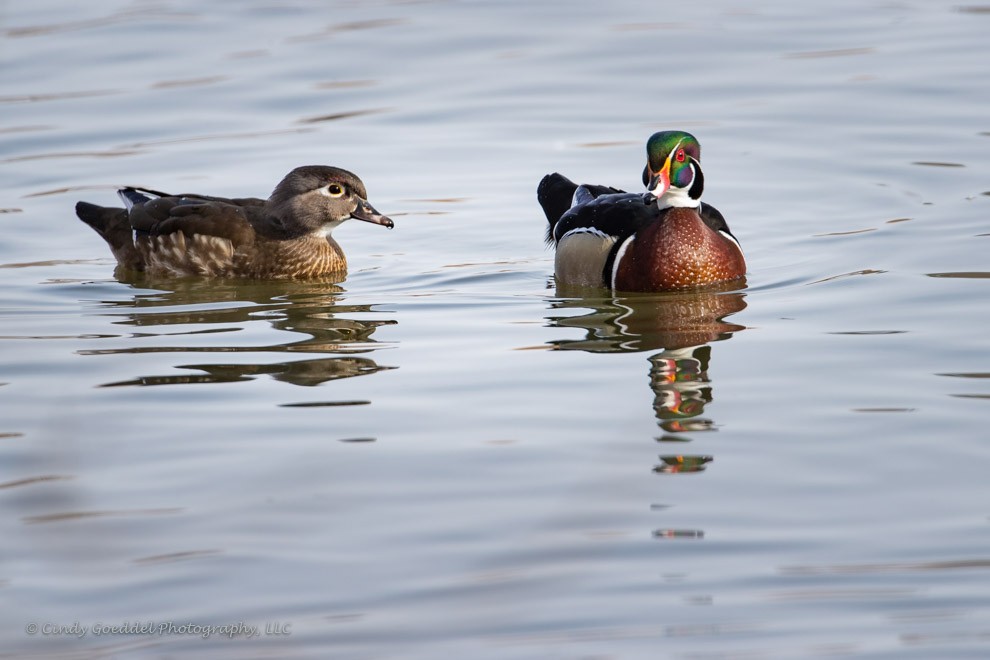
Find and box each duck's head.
[269,165,394,236]
[642,131,704,209]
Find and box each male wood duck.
[75,165,393,279]
[538,131,745,292]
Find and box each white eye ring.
[322,183,346,198]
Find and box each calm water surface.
[2,1,989,658]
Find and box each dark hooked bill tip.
[353,198,394,229]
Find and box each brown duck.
[75,165,393,279]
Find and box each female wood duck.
[538,131,745,292]
[75,165,393,279]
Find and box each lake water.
[2,1,989,657]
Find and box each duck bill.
[352,198,394,229]
[647,159,672,198]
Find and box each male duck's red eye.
[675,149,686,163]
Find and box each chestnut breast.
[612,207,746,292]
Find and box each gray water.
[2,1,989,658]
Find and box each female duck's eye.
[675,149,686,163]
[325,183,345,198]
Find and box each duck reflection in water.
[82,277,395,387]
[547,282,747,475]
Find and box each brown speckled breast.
[612,207,746,292]
[238,234,347,279]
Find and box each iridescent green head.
[641,130,704,207]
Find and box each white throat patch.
[319,217,347,237]
[655,185,701,210]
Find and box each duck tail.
[537,173,578,246]
[75,201,143,272]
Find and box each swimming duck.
[75,165,393,279]
[538,131,745,292]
